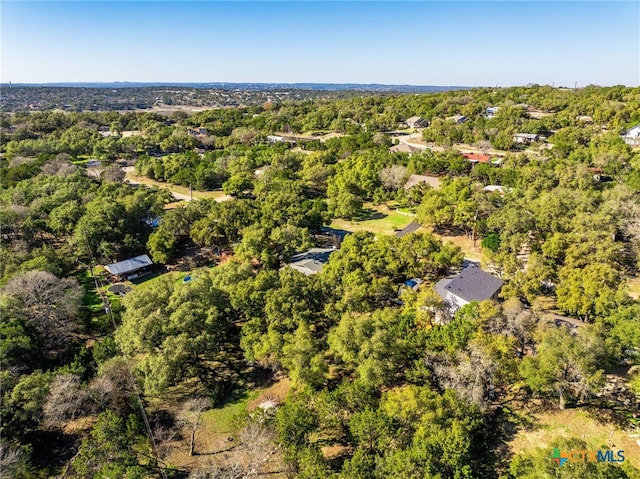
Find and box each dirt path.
[122,167,231,202]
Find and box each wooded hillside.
[2,85,639,478]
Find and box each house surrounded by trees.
[104,254,154,281]
[435,265,504,314]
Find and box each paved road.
[395,221,421,238]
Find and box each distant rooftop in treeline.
[2,82,469,93]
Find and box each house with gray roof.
[447,114,468,124]
[435,265,503,314]
[284,247,335,275]
[405,116,429,128]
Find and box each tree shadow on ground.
[354,208,387,221]
[481,404,537,479]
[129,265,167,285]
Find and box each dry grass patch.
[162,381,290,477]
[429,229,484,262]
[124,169,228,201]
[248,377,291,411]
[628,276,640,300]
[508,408,640,469]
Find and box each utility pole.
[81,235,169,479]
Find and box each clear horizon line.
[3,81,626,88]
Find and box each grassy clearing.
[165,390,287,475]
[164,379,291,472]
[628,277,640,300]
[131,270,190,291]
[507,408,640,469]
[124,170,227,200]
[200,390,261,435]
[329,203,414,236]
[429,229,484,262]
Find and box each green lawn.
[200,389,261,434]
[329,204,415,236]
[131,270,190,291]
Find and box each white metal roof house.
[621,125,640,147]
[104,254,153,280]
[388,143,421,155]
[512,133,539,144]
[484,107,499,119]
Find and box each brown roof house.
[403,174,442,190]
[389,143,421,155]
[435,265,503,315]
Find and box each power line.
[83,236,168,479]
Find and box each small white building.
[484,107,499,119]
[621,125,640,147]
[512,133,539,144]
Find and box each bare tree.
[476,139,492,154]
[189,462,246,479]
[237,414,277,476]
[9,156,35,167]
[43,374,90,428]
[180,397,210,456]
[502,298,536,355]
[101,166,126,183]
[41,155,78,176]
[88,357,136,414]
[86,166,105,179]
[425,343,500,411]
[0,442,28,479]
[3,271,83,349]
[379,165,408,190]
[187,413,278,479]
[153,424,179,464]
[231,127,259,146]
[372,132,389,145]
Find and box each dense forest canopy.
[1,84,639,478]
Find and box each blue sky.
[1,1,638,86]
